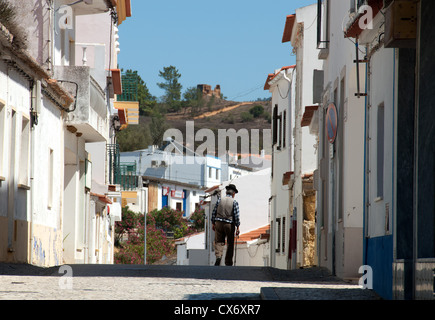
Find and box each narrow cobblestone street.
[0,264,381,300]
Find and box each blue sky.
[117,0,315,102]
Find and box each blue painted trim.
[162,195,168,208]
[183,190,187,217]
[366,235,394,300]
[362,48,397,301]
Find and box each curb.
[260,287,280,300]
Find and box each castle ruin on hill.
[197,84,221,99]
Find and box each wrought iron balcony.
[107,144,137,190]
[114,71,139,129]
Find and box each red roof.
[301,105,319,127]
[90,192,113,204]
[344,0,383,38]
[264,74,275,91]
[264,65,295,91]
[236,225,270,244]
[282,14,296,43]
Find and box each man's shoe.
[214,258,221,266]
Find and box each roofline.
[282,14,296,43]
[142,175,208,191]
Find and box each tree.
[183,86,200,103]
[249,105,265,118]
[115,124,151,152]
[241,111,254,122]
[189,208,205,232]
[183,86,203,115]
[150,112,168,146]
[157,66,182,112]
[114,206,142,246]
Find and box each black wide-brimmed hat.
[225,184,238,194]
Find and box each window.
[209,167,212,179]
[215,169,219,180]
[272,105,283,150]
[272,105,278,146]
[275,218,281,253]
[176,202,182,212]
[278,112,282,150]
[18,116,30,186]
[282,217,286,253]
[377,103,385,198]
[283,111,287,148]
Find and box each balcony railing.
[107,144,137,190]
[117,71,139,102]
[114,71,140,129]
[107,144,120,186]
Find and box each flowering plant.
[115,206,201,264]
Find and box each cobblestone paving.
[0,264,381,300]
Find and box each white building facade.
[0,0,132,267]
[314,0,366,280]
[264,4,322,270]
[265,66,295,270]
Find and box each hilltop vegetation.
[116,67,272,155]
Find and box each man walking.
[211,184,240,266]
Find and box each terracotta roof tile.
[282,14,296,43]
[236,225,270,244]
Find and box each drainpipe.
[363,46,370,267]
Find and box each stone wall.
[302,177,316,267]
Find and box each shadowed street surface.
[0,264,381,300]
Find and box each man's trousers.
[214,221,236,266]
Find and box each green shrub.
[189,208,205,231]
[241,111,253,122]
[249,105,265,118]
